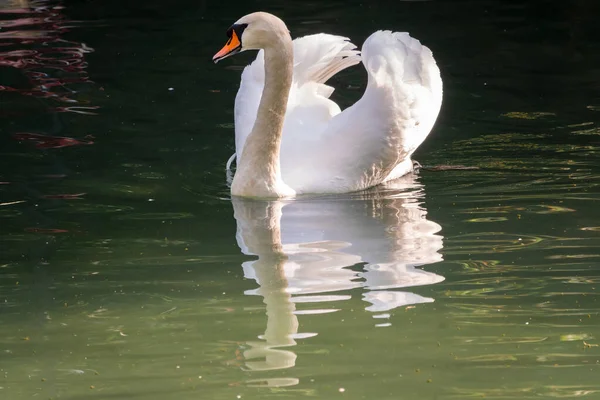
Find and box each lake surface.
[1,0,600,399]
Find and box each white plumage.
[220,13,442,196]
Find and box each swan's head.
[213,12,290,63]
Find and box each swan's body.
[214,12,442,198]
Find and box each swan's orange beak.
[213,30,242,63]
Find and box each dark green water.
[1,0,600,399]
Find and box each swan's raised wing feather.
[291,34,360,85]
[281,31,443,193]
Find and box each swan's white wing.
[281,31,443,193]
[232,34,360,166]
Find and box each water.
[1,0,600,398]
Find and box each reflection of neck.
[234,200,286,256]
[232,37,294,198]
[233,199,298,371]
[242,256,298,371]
[255,257,297,346]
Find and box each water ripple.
[0,0,96,114]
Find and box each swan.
[213,12,442,198]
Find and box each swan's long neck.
[231,36,295,198]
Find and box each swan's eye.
[232,23,248,41]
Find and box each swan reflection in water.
[230,173,444,386]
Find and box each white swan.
[213,12,442,198]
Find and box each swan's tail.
[292,34,361,85]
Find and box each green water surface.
[1,0,600,399]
